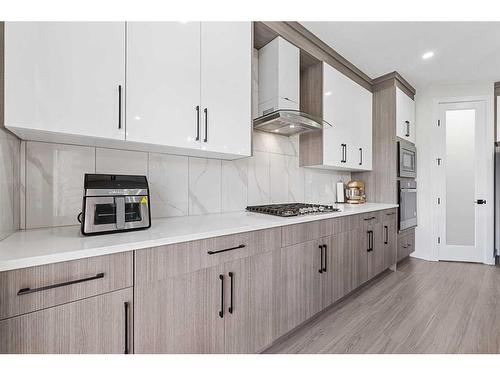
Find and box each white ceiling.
[300,22,500,89]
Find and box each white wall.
[414,82,495,264]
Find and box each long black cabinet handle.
[363,216,376,221]
[367,231,374,252]
[341,144,347,163]
[124,301,130,354]
[228,272,234,314]
[323,244,327,272]
[405,120,410,137]
[203,108,208,143]
[385,212,396,216]
[195,105,200,141]
[384,225,388,245]
[17,272,105,296]
[207,244,245,255]
[318,245,324,273]
[118,85,122,129]
[218,274,224,318]
[359,148,363,166]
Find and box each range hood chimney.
[253,36,331,136]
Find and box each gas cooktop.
[246,203,339,217]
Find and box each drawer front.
[332,214,360,234]
[381,208,397,219]
[135,227,281,285]
[359,211,381,225]
[281,219,333,247]
[0,252,133,320]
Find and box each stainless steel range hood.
[253,109,332,136]
[255,36,331,136]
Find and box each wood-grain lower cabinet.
[223,251,274,353]
[382,212,398,269]
[134,264,225,354]
[0,288,133,354]
[273,239,322,338]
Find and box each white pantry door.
[436,101,490,262]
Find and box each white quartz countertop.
[0,203,397,272]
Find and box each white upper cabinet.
[4,22,126,141]
[322,63,372,171]
[126,22,202,150]
[396,86,416,144]
[200,22,252,157]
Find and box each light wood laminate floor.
[265,258,500,354]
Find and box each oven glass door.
[400,188,417,230]
[399,145,417,178]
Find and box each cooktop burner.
[246,203,339,217]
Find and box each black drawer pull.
[207,244,245,255]
[228,272,234,314]
[385,212,395,216]
[363,216,376,221]
[318,245,324,273]
[17,272,105,296]
[218,274,224,318]
[124,301,130,354]
[323,244,328,272]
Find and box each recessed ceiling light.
[324,91,332,96]
[274,129,279,132]
[289,124,295,129]
[422,51,434,60]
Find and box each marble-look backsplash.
[19,132,351,229]
[0,128,20,240]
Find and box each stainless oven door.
[84,195,150,233]
[399,142,417,178]
[399,187,417,230]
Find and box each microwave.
[398,140,417,179]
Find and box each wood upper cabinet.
[0,288,133,354]
[4,22,126,141]
[200,22,252,157]
[274,239,322,338]
[382,210,398,269]
[396,86,416,143]
[126,22,202,150]
[300,62,372,171]
[126,21,251,158]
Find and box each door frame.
[431,95,495,265]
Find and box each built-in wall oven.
[398,140,417,178]
[399,178,417,231]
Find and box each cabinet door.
[200,22,252,157]
[126,22,202,149]
[224,251,274,354]
[396,87,416,143]
[382,217,398,269]
[367,222,385,279]
[5,22,126,140]
[134,265,225,354]
[353,225,369,289]
[322,63,352,168]
[274,240,322,338]
[0,288,133,354]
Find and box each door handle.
[318,245,324,273]
[341,144,347,163]
[124,301,130,354]
[218,274,224,318]
[475,199,486,204]
[228,272,234,314]
[195,105,200,141]
[203,108,208,143]
[118,85,122,129]
[322,244,327,272]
